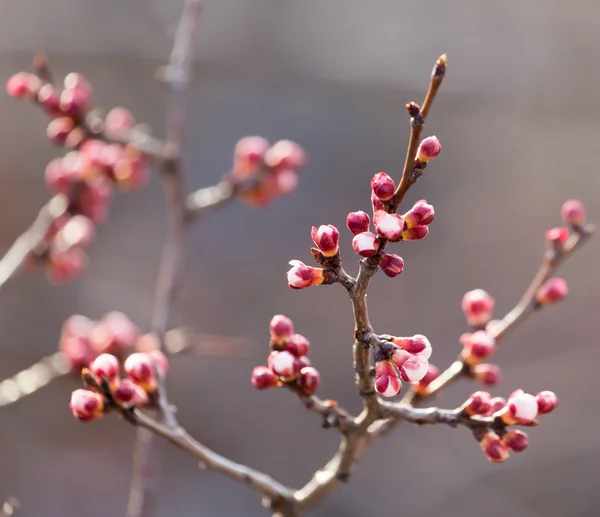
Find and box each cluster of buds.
[69,348,168,422]
[374,335,432,397]
[251,315,320,395]
[58,311,147,372]
[7,69,149,282]
[463,389,558,462]
[233,137,306,207]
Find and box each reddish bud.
[561,199,586,227]
[54,215,95,251]
[264,140,305,172]
[416,136,441,163]
[311,225,340,257]
[379,253,404,278]
[479,431,510,463]
[536,390,558,415]
[370,172,395,201]
[373,211,405,241]
[536,278,567,305]
[70,389,104,422]
[401,225,429,241]
[285,334,310,357]
[268,350,300,380]
[346,211,371,235]
[501,389,538,424]
[460,331,496,365]
[72,178,112,223]
[375,360,402,397]
[269,315,294,344]
[233,136,269,178]
[124,353,157,392]
[352,232,380,257]
[503,430,529,452]
[6,72,40,98]
[286,260,325,289]
[298,366,320,395]
[462,289,495,327]
[45,157,78,194]
[472,363,501,387]
[296,356,311,369]
[545,226,569,244]
[37,84,61,114]
[89,353,120,388]
[463,391,492,415]
[105,107,135,137]
[251,366,281,390]
[371,192,385,212]
[413,363,439,394]
[90,312,139,356]
[113,379,149,406]
[60,73,92,116]
[274,169,299,196]
[489,396,507,414]
[46,117,75,146]
[403,199,435,228]
[392,335,432,359]
[391,350,429,382]
[46,248,87,284]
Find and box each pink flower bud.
[416,136,441,163]
[6,72,40,98]
[403,200,435,228]
[274,169,299,196]
[371,192,385,212]
[74,179,112,223]
[286,260,325,289]
[251,366,281,390]
[268,350,300,380]
[90,312,140,356]
[70,389,104,422]
[489,396,507,414]
[148,350,169,377]
[392,335,432,359]
[503,430,529,452]
[462,289,495,327]
[59,315,95,370]
[234,136,269,178]
[536,278,567,305]
[89,353,120,388]
[37,84,61,115]
[113,378,149,407]
[561,199,586,227]
[463,391,492,415]
[460,331,496,365]
[370,172,395,201]
[401,225,429,241]
[54,215,95,251]
[545,226,569,244]
[346,211,371,235]
[114,145,149,190]
[60,73,92,116]
[311,225,340,257]
[299,366,320,395]
[391,350,429,382]
[46,117,76,146]
[379,253,404,278]
[46,248,87,284]
[375,360,402,397]
[352,232,380,257]
[270,315,294,344]
[479,431,510,463]
[297,356,312,369]
[413,363,439,394]
[536,390,558,415]
[124,353,157,392]
[284,334,310,357]
[501,389,538,424]
[373,211,405,241]
[264,140,305,172]
[472,363,501,387]
[105,107,135,137]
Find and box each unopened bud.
[311,225,339,257]
[70,389,104,422]
[416,136,441,163]
[113,379,149,407]
[561,199,586,227]
[269,315,294,344]
[462,289,495,327]
[503,430,529,452]
[403,199,434,228]
[536,278,567,306]
[352,232,380,257]
[251,366,281,390]
[298,366,320,395]
[286,260,325,289]
[373,211,405,241]
[463,391,492,415]
[479,431,510,463]
[370,172,395,201]
[89,353,120,389]
[472,363,501,387]
[346,211,371,235]
[124,353,157,392]
[284,334,310,357]
[375,360,401,397]
[536,390,558,415]
[379,253,404,278]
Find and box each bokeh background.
[0,1,599,516]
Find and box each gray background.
[0,1,598,516]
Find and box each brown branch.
[129,409,296,513]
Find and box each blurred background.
[0,1,599,516]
